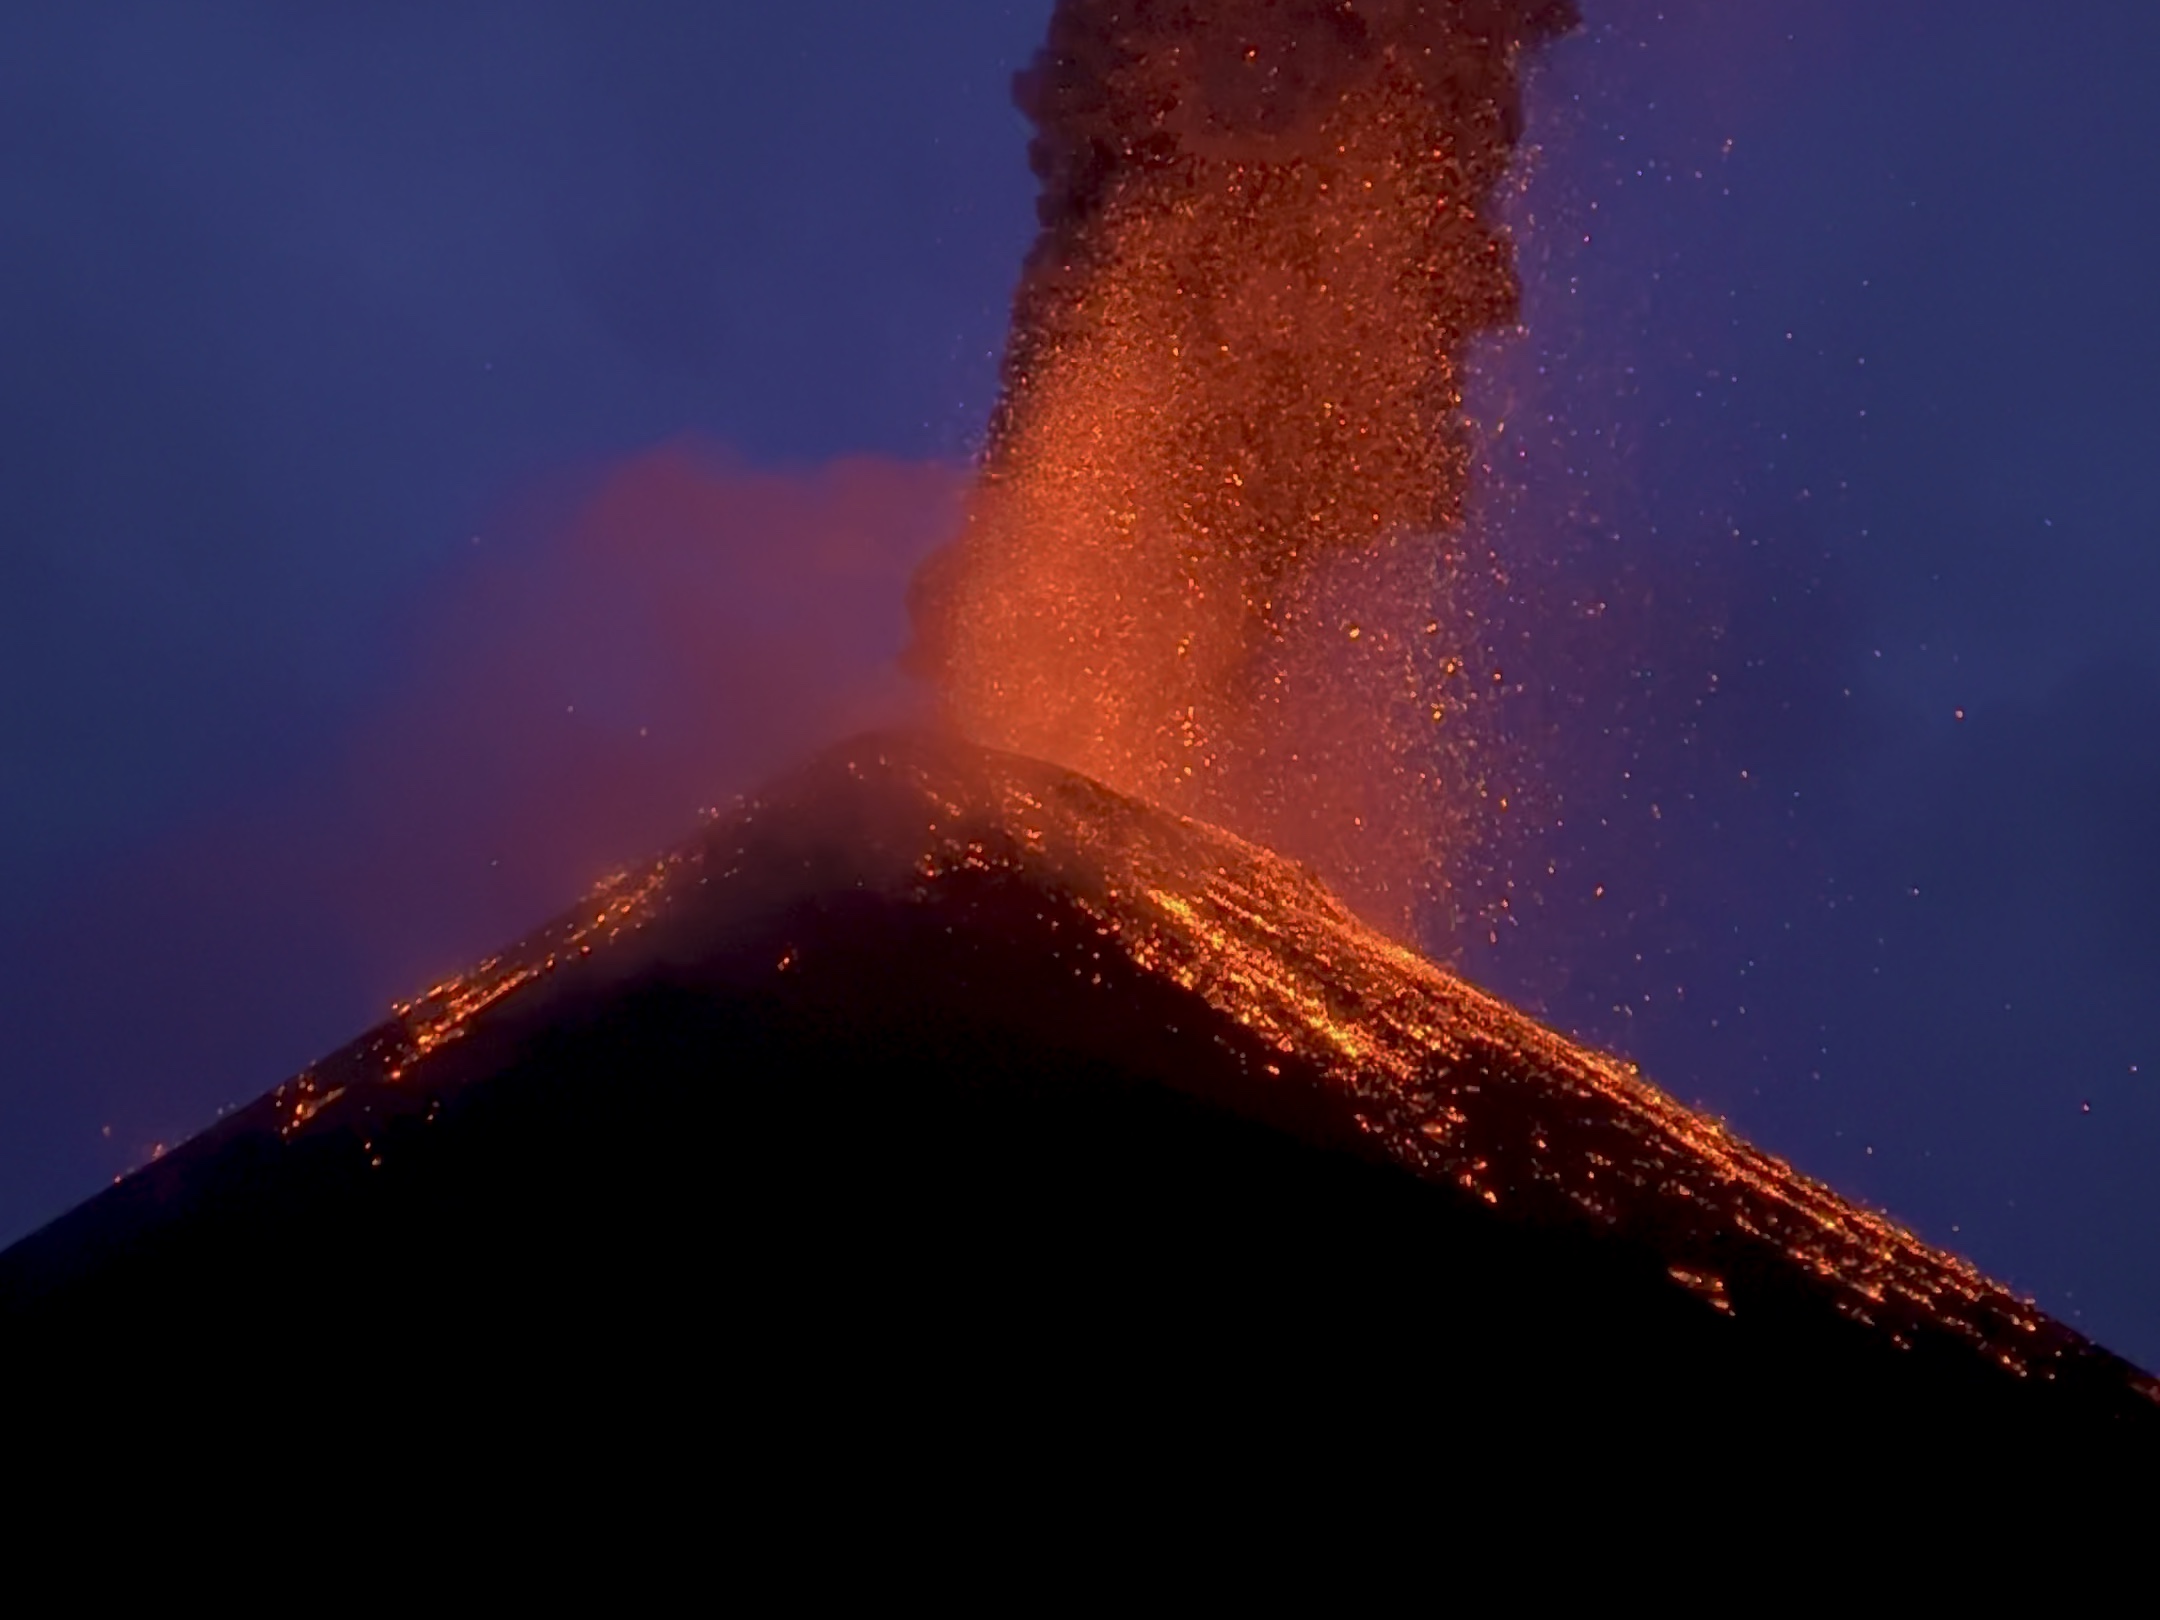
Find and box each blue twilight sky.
[3,2,2157,1366]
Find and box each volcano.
[4,731,2152,1458]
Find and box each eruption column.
[908,0,1577,925]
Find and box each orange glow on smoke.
[909,2,1575,927]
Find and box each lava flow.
[908,0,1579,927]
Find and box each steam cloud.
[0,448,960,1194]
[908,0,1577,927]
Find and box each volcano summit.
[6,732,2152,1454]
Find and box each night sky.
[5,3,2157,1366]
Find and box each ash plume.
[908,0,1577,926]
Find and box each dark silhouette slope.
[4,732,2153,1461]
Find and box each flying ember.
[907,0,1579,928]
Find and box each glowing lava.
[221,732,2148,1401]
[908,0,1578,925]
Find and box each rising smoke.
[0,447,961,1205]
[908,0,1577,929]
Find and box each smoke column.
[908,0,1577,927]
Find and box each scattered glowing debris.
[239,737,2086,1388]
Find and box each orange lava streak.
[885,739,2070,1373]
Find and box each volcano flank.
[5,732,2153,1455]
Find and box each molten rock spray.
[908,0,1577,930]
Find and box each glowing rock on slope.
[233,731,2150,1398]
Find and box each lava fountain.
[907,0,1580,928]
